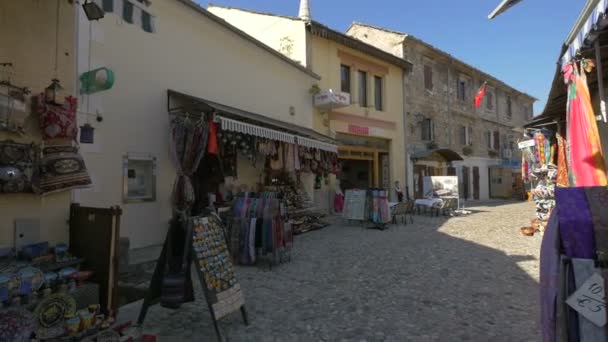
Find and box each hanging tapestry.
[35,94,78,141]
[555,133,570,187]
[39,145,92,195]
[0,92,29,135]
[169,115,208,212]
[0,140,39,193]
[563,61,608,186]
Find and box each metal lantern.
[44,79,63,105]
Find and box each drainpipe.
[402,67,410,199]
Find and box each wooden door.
[473,166,480,200]
[461,166,470,200]
[69,204,122,314]
[414,165,426,199]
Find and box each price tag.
[518,139,535,149]
[566,273,606,327]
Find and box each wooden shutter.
[493,131,500,150]
[467,126,473,145]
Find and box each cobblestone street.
[122,201,541,341]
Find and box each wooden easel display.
[137,214,248,342]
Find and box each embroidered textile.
[555,187,595,259]
[39,145,92,194]
[555,133,570,187]
[0,140,38,193]
[35,94,78,141]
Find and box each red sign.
[348,125,369,135]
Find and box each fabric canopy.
[219,116,295,144]
[561,0,608,65]
[297,136,338,153]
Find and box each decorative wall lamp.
[83,0,105,21]
[409,112,425,134]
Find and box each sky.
[203,0,587,114]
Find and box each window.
[457,80,466,101]
[493,131,500,150]
[123,0,134,23]
[421,119,434,141]
[460,125,471,145]
[374,76,383,111]
[340,64,351,93]
[486,91,494,110]
[358,70,368,107]
[485,131,493,149]
[424,65,433,91]
[506,95,512,118]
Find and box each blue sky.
[203,1,585,114]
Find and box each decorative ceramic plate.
[0,308,35,342]
[17,267,44,292]
[33,293,76,339]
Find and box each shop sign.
[314,90,350,109]
[518,139,535,149]
[348,125,369,136]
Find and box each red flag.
[474,83,487,108]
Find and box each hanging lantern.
[44,79,63,105]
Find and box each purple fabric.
[555,187,596,259]
[540,211,560,342]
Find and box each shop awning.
[167,89,338,152]
[219,116,295,144]
[561,0,608,65]
[411,149,464,162]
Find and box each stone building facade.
[347,23,536,201]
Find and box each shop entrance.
[337,146,388,190]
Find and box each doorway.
[473,166,480,200]
[461,166,470,200]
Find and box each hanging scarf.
[563,61,608,186]
[555,133,570,187]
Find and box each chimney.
[298,0,311,21]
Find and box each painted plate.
[33,293,76,339]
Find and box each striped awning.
[297,137,338,153]
[561,0,608,65]
[219,117,296,144]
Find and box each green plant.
[462,146,473,156]
[427,141,438,150]
[309,84,321,95]
[488,150,499,158]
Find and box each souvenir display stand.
[521,129,556,233]
[137,213,248,342]
[343,189,391,230]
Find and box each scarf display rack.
[343,188,391,230]
[228,192,292,269]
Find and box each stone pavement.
[119,201,541,341]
